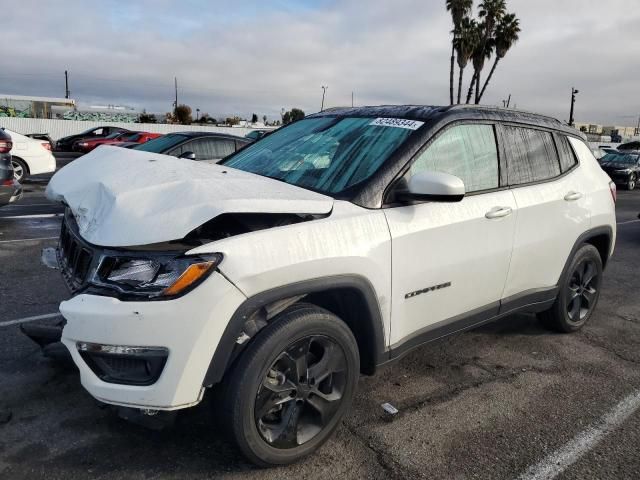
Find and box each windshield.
[134,133,187,153]
[123,133,141,142]
[601,153,639,165]
[223,117,421,195]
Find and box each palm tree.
[477,13,520,103]
[446,0,473,105]
[467,30,494,104]
[473,0,506,103]
[464,21,487,104]
[454,17,477,104]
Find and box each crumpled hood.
[46,146,333,247]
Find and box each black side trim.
[202,275,386,387]
[386,302,500,361]
[499,287,558,315]
[384,288,558,364]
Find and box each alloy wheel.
[254,335,347,449]
[628,175,636,190]
[566,259,599,323]
[12,160,24,181]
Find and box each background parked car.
[25,133,54,150]
[245,129,270,142]
[5,129,56,182]
[110,131,162,148]
[0,128,22,207]
[618,141,640,151]
[72,131,131,153]
[599,151,640,190]
[73,131,163,153]
[55,126,130,151]
[133,131,251,163]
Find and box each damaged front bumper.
[59,271,246,410]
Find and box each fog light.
[77,342,168,386]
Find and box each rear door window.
[182,138,236,160]
[503,127,560,185]
[212,139,236,158]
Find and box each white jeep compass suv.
[46,105,616,466]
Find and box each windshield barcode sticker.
[370,118,424,130]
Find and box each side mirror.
[400,171,465,202]
[178,151,197,160]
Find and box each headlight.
[79,142,88,147]
[91,253,222,299]
[615,168,632,173]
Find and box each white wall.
[0,117,258,141]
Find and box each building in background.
[0,94,76,119]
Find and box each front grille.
[58,213,95,293]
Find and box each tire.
[221,303,359,466]
[11,158,28,182]
[538,244,603,333]
[626,174,636,191]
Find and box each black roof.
[309,104,582,138]
[170,131,250,141]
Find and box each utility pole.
[321,85,328,111]
[64,70,70,99]
[173,77,178,110]
[569,87,579,127]
[635,115,640,136]
[351,91,354,107]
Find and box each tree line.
[137,106,305,126]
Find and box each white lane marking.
[0,312,62,328]
[0,213,62,219]
[617,219,640,226]
[516,390,640,480]
[0,236,57,244]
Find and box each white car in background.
[5,129,56,181]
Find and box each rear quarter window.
[556,135,578,172]
[503,126,560,185]
[568,137,598,164]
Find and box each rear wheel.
[12,158,28,182]
[222,304,359,466]
[539,244,603,332]
[626,174,636,190]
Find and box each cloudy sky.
[3,0,639,124]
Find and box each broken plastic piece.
[381,402,399,415]
[41,247,59,270]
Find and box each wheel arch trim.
[202,274,386,387]
[558,225,613,283]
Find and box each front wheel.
[222,304,359,466]
[539,244,603,332]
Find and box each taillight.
[609,181,617,203]
[0,140,12,154]
[2,179,14,186]
[41,142,52,151]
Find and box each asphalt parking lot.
[1,161,640,479]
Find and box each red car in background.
[110,132,162,148]
[72,131,162,153]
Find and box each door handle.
[564,191,583,201]
[485,206,513,219]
